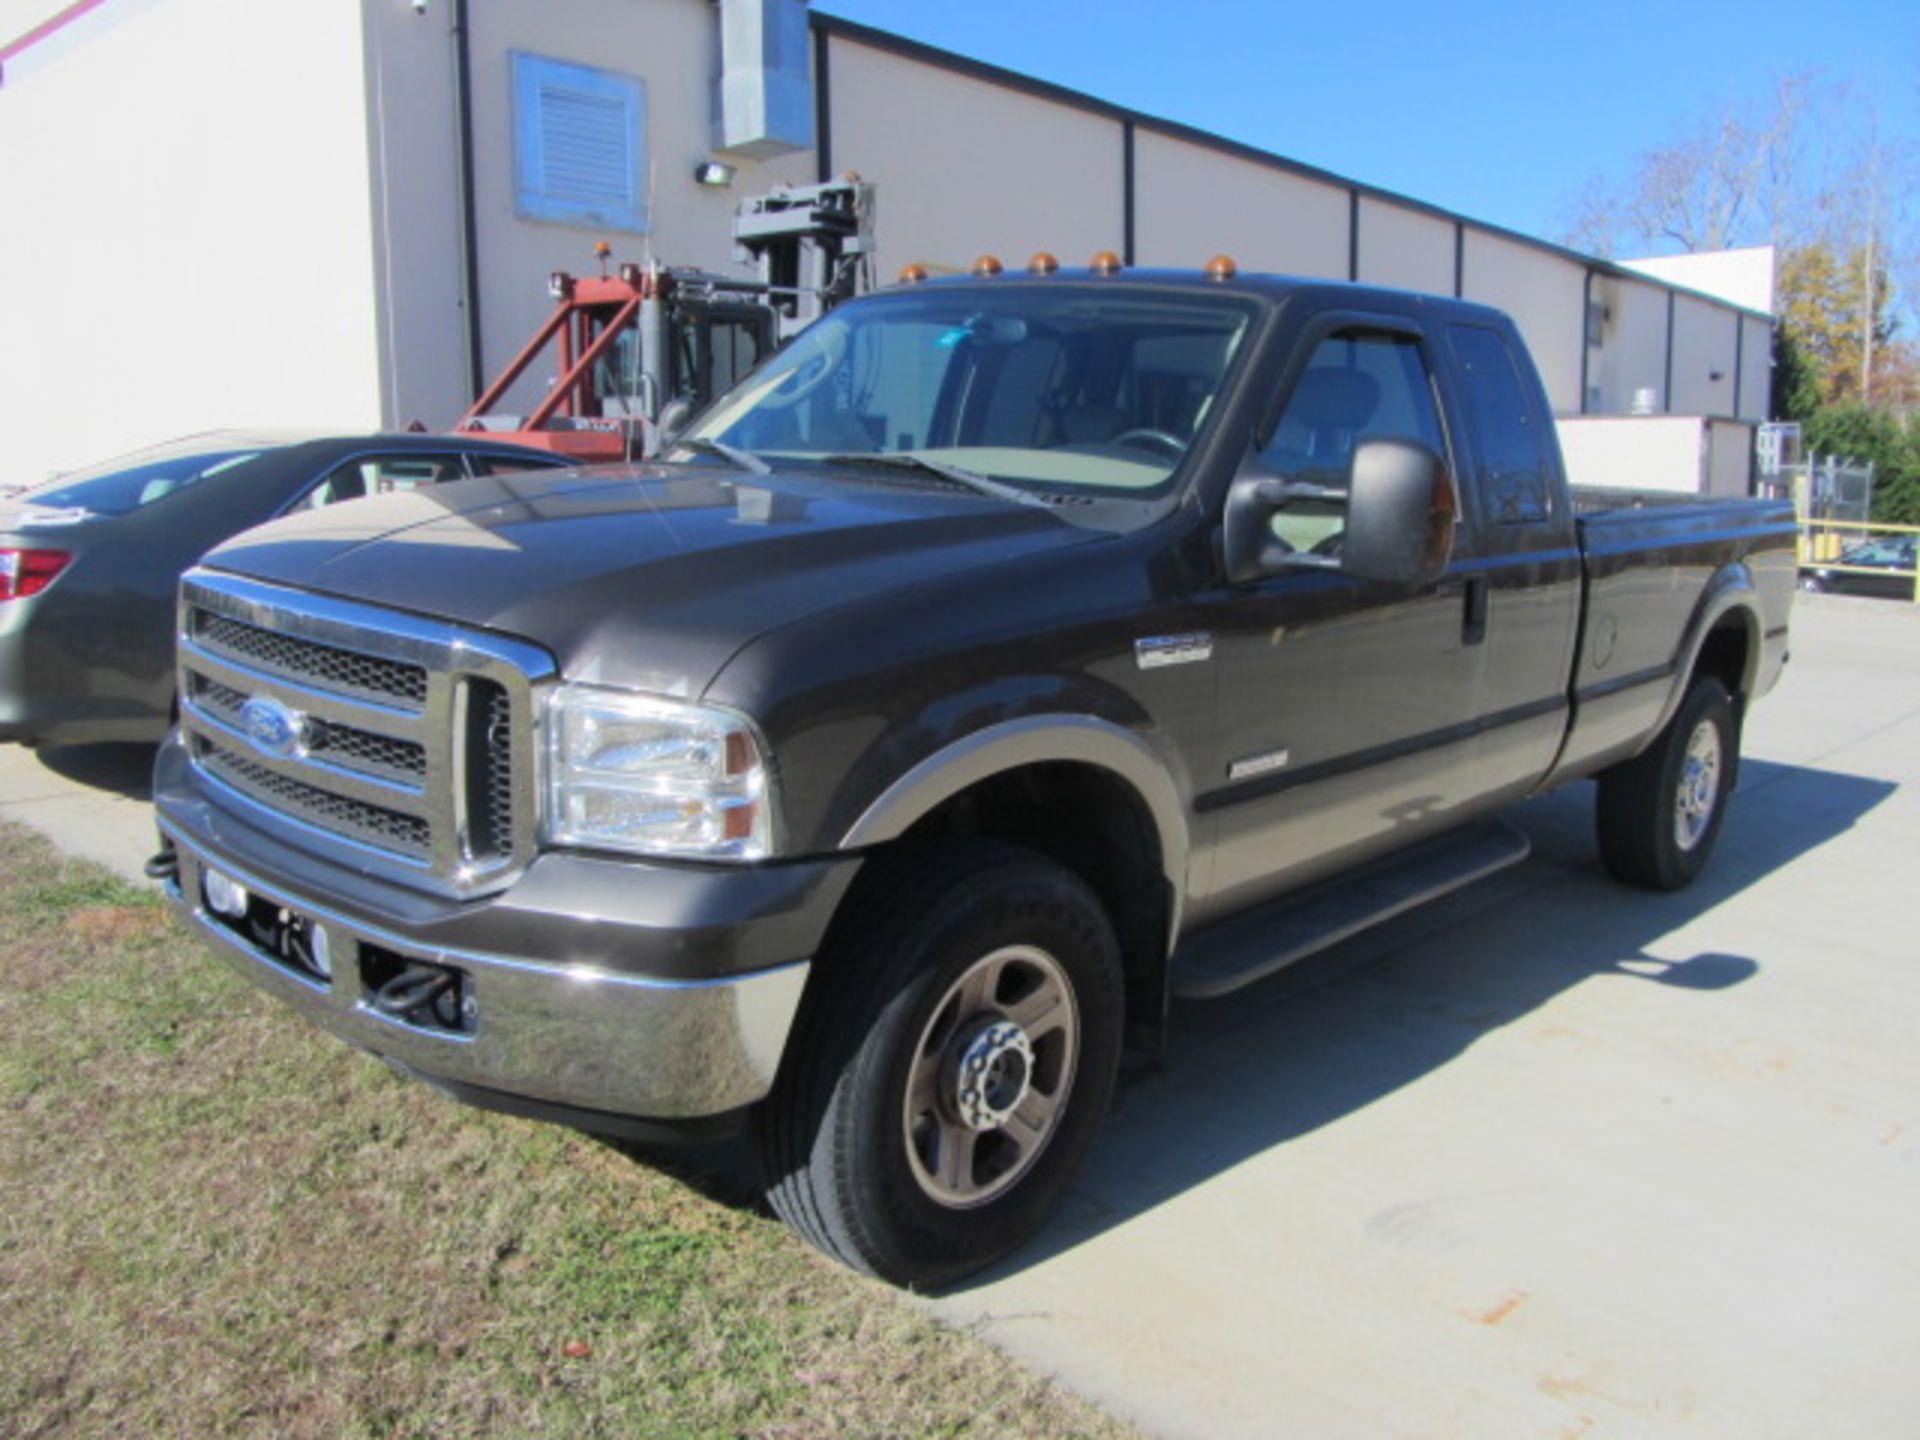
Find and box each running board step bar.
[1170,819,1531,1000]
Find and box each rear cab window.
[1445,324,1551,526]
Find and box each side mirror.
[656,397,694,447]
[1221,438,1454,587]
[1342,438,1455,587]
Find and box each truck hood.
[201,465,1106,695]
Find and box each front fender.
[840,712,1191,915]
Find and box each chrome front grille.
[178,570,554,896]
[192,674,428,783]
[195,737,434,858]
[194,611,430,706]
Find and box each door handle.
[1462,575,1490,646]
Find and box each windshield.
[25,447,266,515]
[677,285,1256,499]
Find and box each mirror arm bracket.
[1272,550,1340,574]
[1256,479,1348,507]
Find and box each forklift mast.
[452,177,874,462]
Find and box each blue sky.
[819,1,1920,254]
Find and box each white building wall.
[359,1,467,434]
[827,36,1123,277]
[1622,246,1775,314]
[1707,419,1752,495]
[1739,315,1772,420]
[0,1,1776,484]
[1670,293,1737,417]
[1356,198,1454,296]
[1557,415,1753,496]
[454,0,817,418]
[1460,229,1586,414]
[0,0,382,482]
[1588,274,1670,415]
[1557,416,1704,493]
[1133,131,1348,279]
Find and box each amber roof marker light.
[1028,251,1060,276]
[1205,254,1239,281]
[1088,250,1123,276]
[897,262,929,284]
[972,254,1005,277]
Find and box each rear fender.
[1646,562,1762,741]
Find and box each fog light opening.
[306,922,333,980]
[204,868,249,919]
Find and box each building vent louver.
[512,52,648,233]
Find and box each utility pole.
[1860,115,1881,405]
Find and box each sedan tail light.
[0,548,72,600]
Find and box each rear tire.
[1595,675,1737,890]
[760,841,1123,1288]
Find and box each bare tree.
[1558,74,1821,255]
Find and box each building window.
[511,52,647,233]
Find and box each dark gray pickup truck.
[153,267,1794,1285]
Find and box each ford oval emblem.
[239,696,309,760]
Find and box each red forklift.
[452,177,874,462]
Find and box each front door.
[1197,321,1487,920]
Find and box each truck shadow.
[951,754,1893,1289]
[25,741,156,801]
[593,756,1889,1281]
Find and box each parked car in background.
[1798,535,1918,599]
[0,432,572,746]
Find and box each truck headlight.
[542,685,774,860]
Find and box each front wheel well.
[852,762,1173,1050]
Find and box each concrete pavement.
[928,594,1920,1438]
[2,596,1916,1437]
[0,740,156,882]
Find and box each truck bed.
[1550,488,1798,784]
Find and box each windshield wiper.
[674,437,769,475]
[818,452,1049,509]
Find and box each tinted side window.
[300,453,467,509]
[467,452,566,477]
[1447,324,1549,523]
[1261,330,1446,479]
[1260,330,1447,557]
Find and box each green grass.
[0,824,1133,1439]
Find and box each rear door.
[1437,320,1581,805]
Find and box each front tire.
[760,842,1123,1288]
[1595,675,1738,890]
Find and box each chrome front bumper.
[161,825,819,1124]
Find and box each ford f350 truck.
[153,261,1794,1286]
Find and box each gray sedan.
[0,431,572,746]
